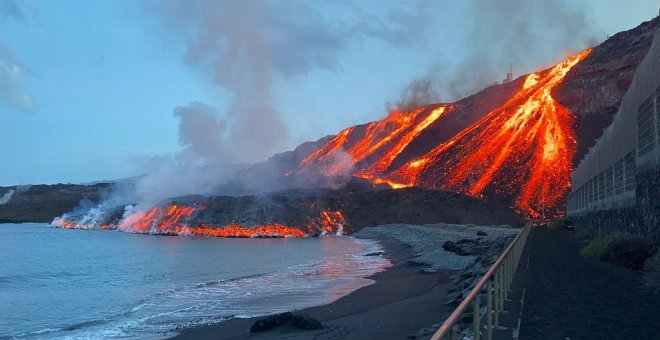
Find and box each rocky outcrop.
[356,223,518,272]
[447,235,516,303]
[250,312,323,332]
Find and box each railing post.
[487,279,493,340]
[502,256,510,298]
[501,267,506,303]
[494,269,500,327]
[508,255,512,288]
[450,327,458,340]
[507,253,511,289]
[473,293,481,340]
[509,256,512,283]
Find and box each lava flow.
[298,50,592,219]
[52,217,114,230]
[382,50,591,218]
[117,204,347,237]
[299,105,450,176]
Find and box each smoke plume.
[0,189,14,205]
[118,0,433,207]
[398,0,601,105]
[174,102,227,164]
[0,0,36,113]
[149,0,432,164]
[388,76,441,112]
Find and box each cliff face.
[557,17,659,165]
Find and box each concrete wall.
[567,27,660,218]
[567,27,660,242]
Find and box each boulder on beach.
[292,314,324,330]
[250,312,323,332]
[250,312,293,332]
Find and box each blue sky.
[1,0,658,186]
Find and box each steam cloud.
[0,189,14,205]
[121,0,433,207]
[0,0,36,113]
[174,102,227,164]
[83,0,601,214]
[396,0,601,106]
[150,0,431,164]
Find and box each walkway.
[516,228,660,339]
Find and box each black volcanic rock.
[250,312,322,332]
[291,314,323,330]
[250,312,293,332]
[443,240,472,256]
[177,180,523,234]
[51,179,522,235]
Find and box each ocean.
[0,223,389,339]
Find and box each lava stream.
[299,105,450,177]
[382,49,592,218]
[49,203,349,238]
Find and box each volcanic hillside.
[8,18,658,238]
[255,17,659,219]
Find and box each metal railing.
[431,221,533,340]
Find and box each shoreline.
[169,223,517,339]
[170,231,455,340]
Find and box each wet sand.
[170,236,456,340]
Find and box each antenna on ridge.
[503,63,513,83]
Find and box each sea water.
[0,223,389,339]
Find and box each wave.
[6,237,389,340]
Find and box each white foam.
[26,237,390,340]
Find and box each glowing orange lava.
[298,50,592,219]
[114,204,347,237]
[299,105,450,176]
[52,217,114,230]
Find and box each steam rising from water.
[149,0,431,164]
[120,0,433,207]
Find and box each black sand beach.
[171,224,518,340]
[170,236,456,340]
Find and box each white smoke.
[397,0,602,104]
[146,0,432,164]
[174,102,227,164]
[0,189,14,205]
[122,0,434,208]
[15,184,31,193]
[0,0,37,113]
